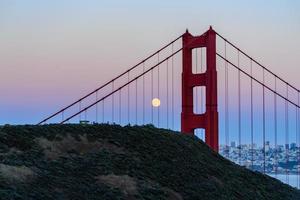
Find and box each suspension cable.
[195,48,198,137]
[38,34,183,125]
[151,61,154,124]
[135,79,138,125]
[216,53,300,109]
[238,50,241,165]
[217,53,300,179]
[60,48,182,124]
[215,32,299,94]
[112,81,114,123]
[128,72,130,124]
[172,43,174,129]
[250,59,254,170]
[295,104,298,187]
[143,62,145,124]
[79,101,82,122]
[119,89,121,124]
[263,68,266,174]
[274,76,278,177]
[96,91,98,123]
[166,58,169,129]
[225,40,229,157]
[102,100,104,123]
[286,84,289,184]
[158,52,160,127]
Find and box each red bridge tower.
[181,26,219,151]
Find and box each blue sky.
[1,0,300,146]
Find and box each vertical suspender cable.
[119,89,121,125]
[112,81,114,123]
[295,102,298,187]
[274,77,278,178]
[225,41,229,158]
[263,68,266,174]
[96,91,98,123]
[143,62,145,124]
[286,84,289,184]
[172,43,174,130]
[250,59,254,170]
[135,79,138,125]
[167,59,169,129]
[79,101,82,122]
[158,52,160,127]
[238,51,241,165]
[195,49,198,137]
[102,100,104,123]
[151,60,154,124]
[128,72,130,124]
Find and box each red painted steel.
[181,26,219,151]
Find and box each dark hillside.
[0,124,299,199]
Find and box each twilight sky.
[1,0,300,127]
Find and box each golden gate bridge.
[38,26,300,188]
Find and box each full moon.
[152,98,161,107]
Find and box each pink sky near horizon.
[1,0,300,124]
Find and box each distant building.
[290,143,297,150]
[231,141,236,148]
[278,145,284,151]
[265,141,270,152]
[285,144,289,150]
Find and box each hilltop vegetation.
[0,124,299,199]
